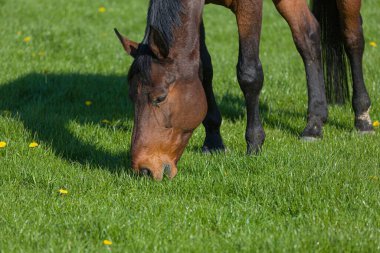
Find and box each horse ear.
[114,28,139,58]
[149,25,169,59]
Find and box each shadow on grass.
[0,72,134,173]
[217,91,355,137]
[1,73,352,173]
[217,91,303,137]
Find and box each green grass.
[1,0,379,252]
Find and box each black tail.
[312,0,350,104]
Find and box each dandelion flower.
[85,100,93,106]
[98,6,106,13]
[29,142,39,148]
[58,189,68,194]
[23,36,31,43]
[103,240,112,245]
[373,120,379,128]
[0,141,7,148]
[369,41,377,47]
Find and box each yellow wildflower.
[98,6,106,13]
[0,141,7,148]
[29,142,39,148]
[85,100,93,106]
[369,41,377,47]
[58,189,68,194]
[103,240,112,245]
[23,36,31,43]
[373,120,379,128]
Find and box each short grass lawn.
[0,0,379,252]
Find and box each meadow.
[0,0,379,252]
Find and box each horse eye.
[152,94,167,106]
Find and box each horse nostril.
[140,167,152,177]
[163,164,171,176]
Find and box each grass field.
[1,0,379,252]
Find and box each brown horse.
[115,0,373,180]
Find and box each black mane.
[128,0,183,86]
[144,0,183,45]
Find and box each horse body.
[116,0,373,180]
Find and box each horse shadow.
[216,90,353,137]
[0,73,134,173]
[217,91,303,136]
[1,73,298,171]
[0,73,353,172]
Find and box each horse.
[115,0,373,180]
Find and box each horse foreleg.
[234,1,265,154]
[274,0,328,140]
[200,20,225,153]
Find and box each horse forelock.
[128,0,183,88]
[128,53,152,87]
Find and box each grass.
[0,0,379,252]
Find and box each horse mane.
[128,0,183,86]
[144,0,183,45]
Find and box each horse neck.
[170,1,205,77]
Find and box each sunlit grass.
[0,0,379,252]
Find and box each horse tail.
[312,0,350,104]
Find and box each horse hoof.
[301,118,323,140]
[355,117,374,133]
[246,149,260,156]
[202,145,226,154]
[301,136,320,142]
[246,143,263,155]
